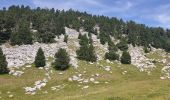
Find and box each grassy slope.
[0,38,170,100]
[0,54,170,100]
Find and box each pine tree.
[116,41,128,51]
[88,44,97,62]
[121,51,131,64]
[54,48,70,70]
[34,47,46,67]
[105,51,119,61]
[77,34,97,62]
[0,47,9,74]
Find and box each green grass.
[0,51,170,100]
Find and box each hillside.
[0,5,170,100]
[0,27,170,100]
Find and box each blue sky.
[1,0,170,28]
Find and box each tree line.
[0,5,169,52]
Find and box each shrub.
[116,41,128,51]
[105,51,119,61]
[121,51,131,64]
[64,34,68,43]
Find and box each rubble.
[129,45,156,72]
[68,74,99,84]
[160,63,170,79]
[9,70,24,77]
[82,85,89,89]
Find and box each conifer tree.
[121,51,131,64]
[116,41,128,51]
[34,47,46,67]
[77,34,97,62]
[0,47,9,74]
[88,44,97,62]
[54,48,70,70]
[105,51,119,61]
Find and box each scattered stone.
[89,62,93,64]
[68,78,73,82]
[90,78,95,82]
[59,72,63,75]
[160,77,166,80]
[25,65,31,68]
[94,81,99,84]
[83,79,89,83]
[104,66,111,71]
[129,45,156,72]
[72,75,80,81]
[8,94,13,98]
[7,91,11,94]
[106,59,110,63]
[82,86,89,89]
[95,73,100,77]
[9,70,24,77]
[160,64,170,79]
[38,67,43,70]
[105,82,109,84]
[122,71,127,75]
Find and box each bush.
[165,40,170,52]
[54,48,70,70]
[121,51,131,64]
[0,47,9,74]
[116,41,128,51]
[108,41,118,51]
[34,47,46,67]
[64,34,68,43]
[78,32,82,39]
[105,51,119,61]
[144,47,150,53]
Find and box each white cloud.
[99,1,133,14]
[31,0,170,28]
[32,0,134,14]
[151,4,170,28]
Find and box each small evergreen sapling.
[34,47,46,67]
[0,47,9,74]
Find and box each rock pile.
[1,40,67,68]
[91,34,108,61]
[24,62,51,95]
[129,45,156,72]
[1,27,82,69]
[160,63,170,79]
[68,73,100,84]
[24,79,47,95]
[65,27,80,68]
[9,70,24,77]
